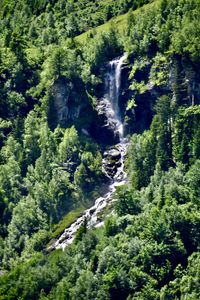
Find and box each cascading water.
[98,55,126,140]
[49,55,128,251]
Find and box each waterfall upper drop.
[98,54,126,141]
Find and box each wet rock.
[105,149,121,159]
[102,146,122,178]
[81,128,90,136]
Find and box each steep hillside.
[0,0,200,299]
[0,0,154,46]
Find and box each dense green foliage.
[0,0,200,299]
[0,162,200,299]
[0,0,152,46]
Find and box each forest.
[0,0,200,299]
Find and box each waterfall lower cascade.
[49,55,128,251]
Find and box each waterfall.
[98,54,126,140]
[48,55,128,251]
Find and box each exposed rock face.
[49,77,87,128]
[48,77,118,145]
[119,55,200,135]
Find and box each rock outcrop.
[49,77,89,128]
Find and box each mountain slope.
[0,0,200,299]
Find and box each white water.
[49,55,128,251]
[98,54,126,140]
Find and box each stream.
[49,55,128,251]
